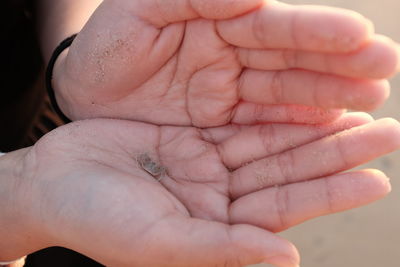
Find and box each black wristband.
[45,34,77,124]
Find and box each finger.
[239,69,390,111]
[150,217,300,267]
[230,169,391,232]
[217,2,373,52]
[219,112,373,169]
[237,35,400,79]
[128,0,264,27]
[201,112,363,145]
[230,118,400,199]
[232,102,345,125]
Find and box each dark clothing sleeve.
[0,0,43,151]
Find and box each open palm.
[54,0,398,127]
[17,113,399,267]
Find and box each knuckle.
[276,150,295,184]
[258,124,277,155]
[275,186,291,231]
[281,50,298,68]
[252,10,267,46]
[270,71,284,104]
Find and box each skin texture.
[32,1,400,266]
[2,113,399,267]
[52,0,399,127]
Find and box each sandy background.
[250,1,400,267]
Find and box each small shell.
[137,153,166,181]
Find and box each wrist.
[0,149,50,261]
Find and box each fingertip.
[350,169,392,197]
[375,35,400,78]
[266,255,300,267]
[335,9,375,52]
[362,79,391,111]
[361,15,375,42]
[375,118,400,147]
[363,168,391,183]
[341,112,374,125]
[231,224,300,267]
[359,35,400,79]
[317,170,392,214]
[264,241,300,267]
[293,6,375,52]
[376,117,400,132]
[346,79,390,112]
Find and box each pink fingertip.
[365,36,400,78]
[375,118,400,148]
[356,79,390,111]
[292,6,375,52]
[266,255,300,267]
[264,242,300,267]
[342,112,374,124]
[341,11,375,51]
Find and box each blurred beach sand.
[250,1,400,267]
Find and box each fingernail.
[265,255,299,267]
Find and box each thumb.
[154,217,300,267]
[126,0,265,26]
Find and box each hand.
[7,114,399,267]
[54,0,399,127]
